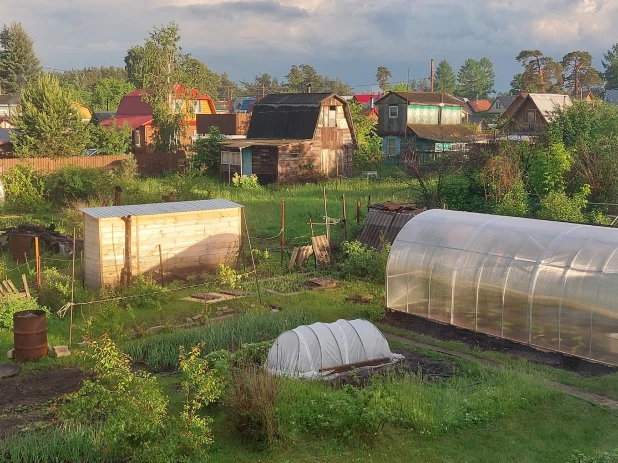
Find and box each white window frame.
[389,105,398,118]
[221,151,230,165]
[134,129,141,147]
[231,151,241,166]
[387,138,396,156]
[290,152,300,159]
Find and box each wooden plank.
[21,274,31,298]
[311,235,331,268]
[288,247,300,270]
[7,280,19,294]
[2,280,13,294]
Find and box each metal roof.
[527,93,572,122]
[220,138,310,148]
[81,198,243,219]
[256,93,338,106]
[407,124,476,142]
[377,92,463,107]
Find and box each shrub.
[569,449,618,463]
[231,173,260,189]
[217,263,244,289]
[79,301,134,342]
[2,164,46,212]
[341,240,390,283]
[39,267,91,312]
[100,275,171,311]
[45,166,111,203]
[0,295,47,332]
[189,126,226,174]
[88,120,132,155]
[61,335,168,460]
[537,184,590,223]
[493,180,529,217]
[112,154,139,181]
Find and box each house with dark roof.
[485,96,518,117]
[0,128,14,156]
[218,93,357,184]
[100,84,216,153]
[375,92,475,162]
[500,93,571,136]
[0,94,20,118]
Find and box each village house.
[0,94,19,119]
[375,91,475,162]
[485,95,519,117]
[0,128,14,156]
[218,93,357,184]
[100,84,216,153]
[500,93,572,136]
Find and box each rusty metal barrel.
[13,310,48,362]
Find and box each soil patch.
[332,349,456,387]
[0,367,86,437]
[385,310,617,377]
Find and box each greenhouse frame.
[386,209,618,366]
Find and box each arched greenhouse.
[386,209,618,366]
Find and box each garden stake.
[323,186,330,241]
[34,236,41,293]
[281,200,285,266]
[243,208,262,305]
[69,228,76,348]
[342,194,347,241]
[357,201,361,225]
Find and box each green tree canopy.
[348,100,383,170]
[516,50,563,93]
[91,78,135,111]
[602,43,618,90]
[434,60,456,94]
[183,57,220,98]
[12,74,89,158]
[0,22,41,94]
[217,73,240,101]
[376,66,392,92]
[456,58,495,99]
[510,73,524,95]
[561,51,601,97]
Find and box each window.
[134,129,141,147]
[290,152,300,159]
[389,105,398,118]
[387,138,396,156]
[525,110,537,123]
[231,151,241,165]
[221,151,230,165]
[328,106,337,127]
[495,101,502,109]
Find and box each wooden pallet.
[0,276,29,298]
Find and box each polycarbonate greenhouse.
[386,209,618,366]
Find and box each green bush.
[569,449,618,463]
[45,165,111,203]
[189,126,226,174]
[0,295,47,332]
[231,173,260,189]
[100,275,171,311]
[61,335,168,460]
[341,240,390,283]
[88,120,132,155]
[39,267,91,312]
[537,185,590,223]
[2,164,46,212]
[112,154,139,182]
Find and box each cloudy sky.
[5,0,618,95]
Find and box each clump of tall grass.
[123,309,313,370]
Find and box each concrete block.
[7,348,14,359]
[53,345,70,358]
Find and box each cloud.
[3,0,618,91]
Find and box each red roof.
[466,100,492,113]
[353,94,383,105]
[116,90,153,117]
[100,115,153,130]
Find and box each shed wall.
[92,207,241,288]
[83,214,102,288]
[386,209,618,366]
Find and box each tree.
[183,57,219,98]
[129,22,191,152]
[602,43,618,90]
[516,50,563,93]
[89,120,132,154]
[456,58,495,99]
[217,73,240,101]
[376,66,391,92]
[189,126,226,174]
[241,73,282,96]
[91,78,135,111]
[348,100,383,171]
[0,22,41,94]
[11,74,89,157]
[510,73,524,95]
[561,51,601,97]
[434,60,457,94]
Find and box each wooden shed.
[81,199,243,289]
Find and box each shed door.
[321,149,329,174]
[242,148,252,176]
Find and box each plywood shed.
[386,209,618,366]
[81,199,243,289]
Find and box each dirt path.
[384,332,618,411]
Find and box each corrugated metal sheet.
[81,198,243,219]
[377,92,463,107]
[358,204,425,250]
[527,93,572,122]
[407,124,476,142]
[256,93,335,105]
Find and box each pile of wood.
[1,224,83,255]
[368,202,426,214]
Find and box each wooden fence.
[0,151,187,176]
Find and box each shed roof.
[220,138,310,148]
[377,92,463,107]
[527,93,571,122]
[466,99,491,113]
[99,115,152,129]
[81,199,243,219]
[407,124,476,142]
[0,94,19,105]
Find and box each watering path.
[384,332,618,412]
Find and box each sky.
[4,0,618,96]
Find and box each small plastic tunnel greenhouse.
[266,319,399,378]
[386,209,618,366]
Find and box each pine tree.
[602,44,618,90]
[562,51,601,96]
[457,58,495,99]
[434,60,456,94]
[0,22,41,94]
[12,74,90,158]
[376,66,392,92]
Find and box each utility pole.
[430,59,435,92]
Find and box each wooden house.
[100,84,216,153]
[501,93,571,136]
[0,94,19,118]
[219,93,357,184]
[81,199,243,289]
[375,92,474,159]
[485,96,518,117]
